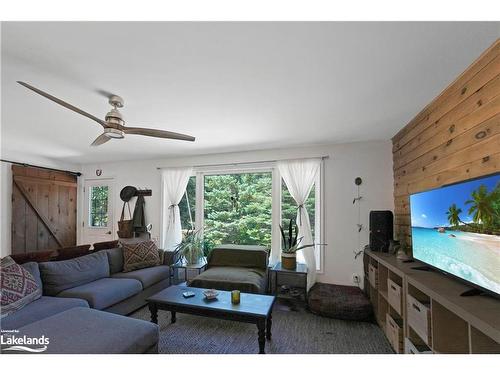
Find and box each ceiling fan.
[17,81,195,146]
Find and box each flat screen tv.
[410,173,500,297]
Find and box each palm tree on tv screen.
[446,204,462,228]
[465,185,495,227]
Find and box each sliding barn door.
[11,165,78,254]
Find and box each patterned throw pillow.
[122,241,160,272]
[1,256,42,318]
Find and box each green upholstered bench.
[188,245,269,294]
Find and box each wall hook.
[352,196,362,204]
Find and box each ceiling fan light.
[104,128,125,139]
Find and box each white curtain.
[278,158,321,290]
[160,167,193,250]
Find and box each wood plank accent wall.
[392,39,500,251]
[11,165,78,254]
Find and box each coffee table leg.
[171,311,177,324]
[257,319,266,354]
[149,303,158,324]
[266,312,272,340]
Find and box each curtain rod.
[0,159,82,177]
[156,155,329,170]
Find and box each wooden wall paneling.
[396,134,499,187]
[392,41,500,145]
[394,112,500,182]
[394,85,500,171]
[394,58,500,153]
[392,39,500,250]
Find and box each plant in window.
[174,229,205,265]
[279,219,315,270]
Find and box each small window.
[281,179,319,268]
[281,179,315,238]
[89,186,109,227]
[179,176,196,230]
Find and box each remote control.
[182,291,195,298]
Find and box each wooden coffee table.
[147,285,276,354]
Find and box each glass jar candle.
[231,290,240,304]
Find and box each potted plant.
[175,229,205,265]
[279,219,315,270]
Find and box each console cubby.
[431,300,469,353]
[469,326,500,354]
[364,250,500,354]
[407,294,431,346]
[378,265,389,299]
[387,277,403,316]
[368,263,378,289]
[404,337,432,354]
[369,284,378,312]
[386,313,404,353]
[377,295,389,330]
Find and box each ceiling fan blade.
[90,133,111,147]
[17,81,106,128]
[122,126,195,142]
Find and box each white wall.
[78,140,394,286]
[0,155,81,257]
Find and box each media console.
[364,249,500,353]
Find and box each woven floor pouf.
[308,283,374,322]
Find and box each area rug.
[131,302,393,354]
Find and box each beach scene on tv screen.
[410,174,500,294]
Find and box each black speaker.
[369,210,393,252]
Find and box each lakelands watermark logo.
[1,329,49,353]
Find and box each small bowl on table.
[203,289,219,300]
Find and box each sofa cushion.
[39,251,110,296]
[0,296,89,330]
[122,241,160,272]
[12,307,158,354]
[21,262,42,289]
[101,247,124,274]
[189,266,267,293]
[93,240,119,251]
[57,278,142,310]
[112,265,169,288]
[10,250,56,264]
[207,245,268,270]
[56,244,92,261]
[1,256,42,318]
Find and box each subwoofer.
[369,211,393,252]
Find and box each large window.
[204,172,272,251]
[177,163,322,270]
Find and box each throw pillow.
[1,256,42,318]
[122,241,160,272]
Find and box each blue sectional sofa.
[1,246,172,354]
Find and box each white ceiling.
[1,22,499,165]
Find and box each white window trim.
[180,161,324,271]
